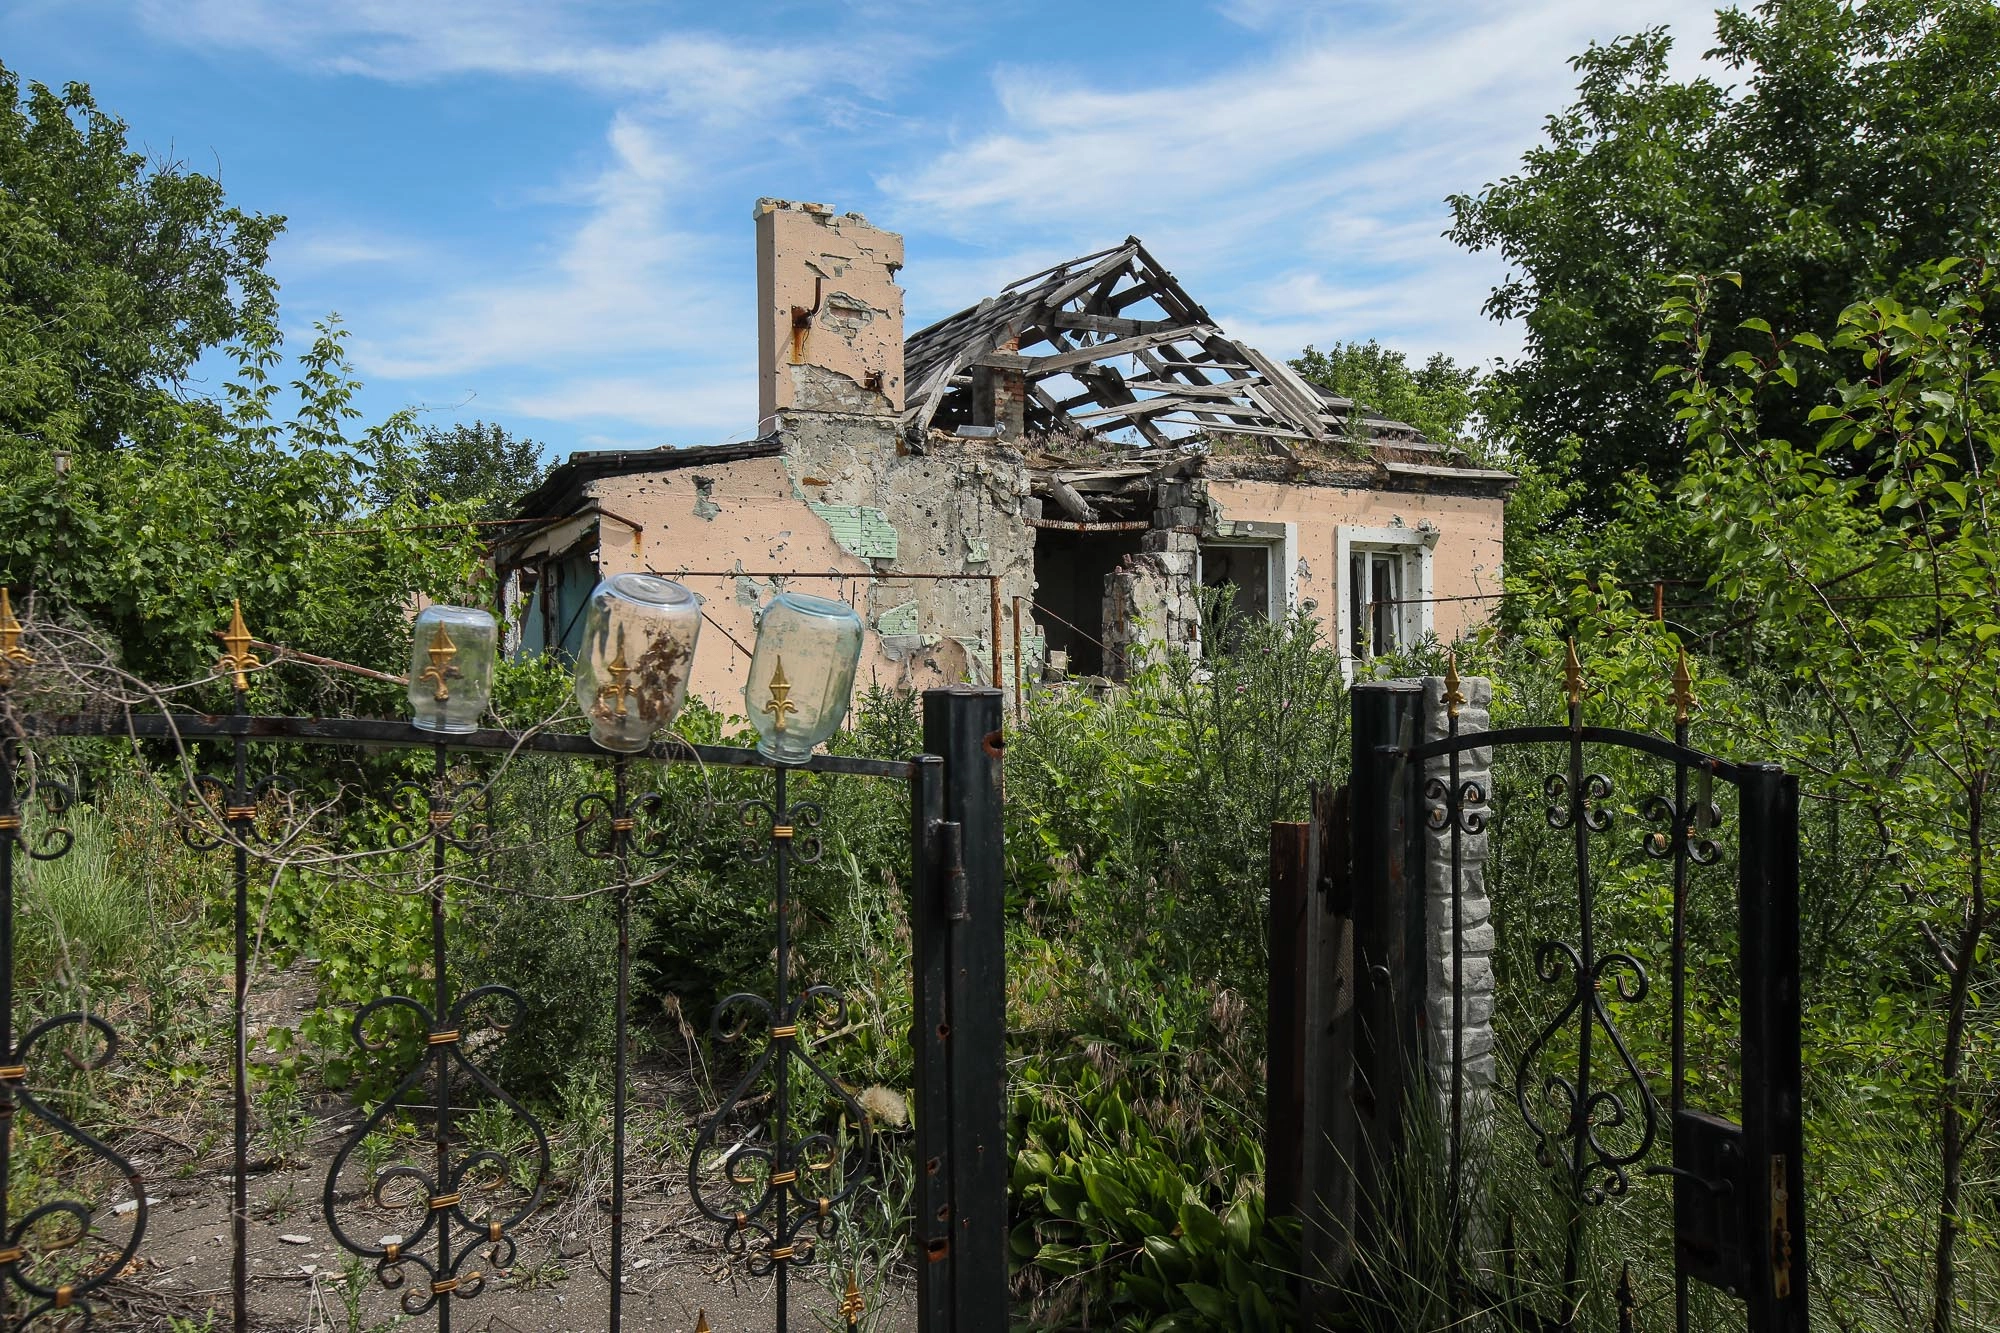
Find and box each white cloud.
[890,1,1719,232]
[881,0,1726,367]
[108,0,1741,445]
[351,114,739,382]
[1211,0,1292,32]
[277,226,423,270]
[135,0,898,125]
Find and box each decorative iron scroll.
[1641,790,1725,865]
[0,750,147,1327]
[1513,938,1659,1203]
[320,986,549,1314]
[1514,760,1665,1203]
[1424,776,1489,835]
[321,747,550,1319]
[689,768,874,1301]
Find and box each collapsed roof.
[902,237,1457,460]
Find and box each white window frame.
[1334,523,1436,678]
[1197,520,1298,624]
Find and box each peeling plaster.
[809,502,900,560]
[876,601,920,635]
[692,476,720,520]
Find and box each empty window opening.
[1200,543,1278,642]
[1349,549,1404,659]
[1032,528,1142,677]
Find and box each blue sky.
[2,0,1723,462]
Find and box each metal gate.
[0,609,1009,1331]
[1342,649,1807,1332]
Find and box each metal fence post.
[922,685,1008,1333]
[1347,681,1426,1263]
[1737,764,1808,1332]
[911,752,954,1330]
[1299,784,1354,1327]
[1264,819,1311,1222]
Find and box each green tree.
[1449,0,2000,512]
[410,419,549,519]
[1289,340,1479,446]
[0,318,488,698]
[0,63,282,453]
[1665,257,2000,1330]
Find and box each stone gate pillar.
[1420,674,1497,1123]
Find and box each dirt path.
[50,965,915,1333]
[108,1102,915,1332]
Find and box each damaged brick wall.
[1102,475,1208,675]
[780,417,1034,690]
[759,199,1035,692]
[756,199,904,425]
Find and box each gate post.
[1298,785,1354,1325]
[1265,819,1312,1224]
[917,685,1008,1333]
[1738,764,1808,1331]
[1346,682,1427,1259]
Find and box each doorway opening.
[1032,528,1144,677]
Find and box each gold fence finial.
[841,1269,866,1325]
[762,655,799,734]
[598,647,634,717]
[1562,638,1585,711]
[1671,646,1696,724]
[417,622,460,702]
[694,1311,712,1333]
[1443,648,1465,718]
[218,600,262,693]
[0,590,32,681]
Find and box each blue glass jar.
[574,574,703,752]
[407,605,497,734]
[744,592,864,764]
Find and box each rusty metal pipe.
[1012,597,1025,722]
[989,577,1004,690]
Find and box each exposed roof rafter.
[903,237,1440,456]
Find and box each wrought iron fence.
[0,603,1008,1333]
[1332,652,1807,1333]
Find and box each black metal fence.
[0,638,1009,1331]
[1283,656,1807,1333]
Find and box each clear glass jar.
[408,604,497,734]
[574,573,703,752]
[744,591,864,765]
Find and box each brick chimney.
[755,199,904,428]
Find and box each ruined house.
[495,199,1513,710]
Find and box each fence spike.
[1562,638,1585,712]
[1672,645,1697,724]
[218,600,261,692]
[841,1268,865,1328]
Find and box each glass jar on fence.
[744,591,864,765]
[407,604,498,734]
[574,573,703,752]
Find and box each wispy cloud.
[883,0,1723,366]
[891,2,1718,230]
[277,226,423,271]
[136,0,899,124]
[501,371,756,443]
[355,114,733,378]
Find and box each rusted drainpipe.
[988,576,1004,690]
[1012,597,1025,722]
